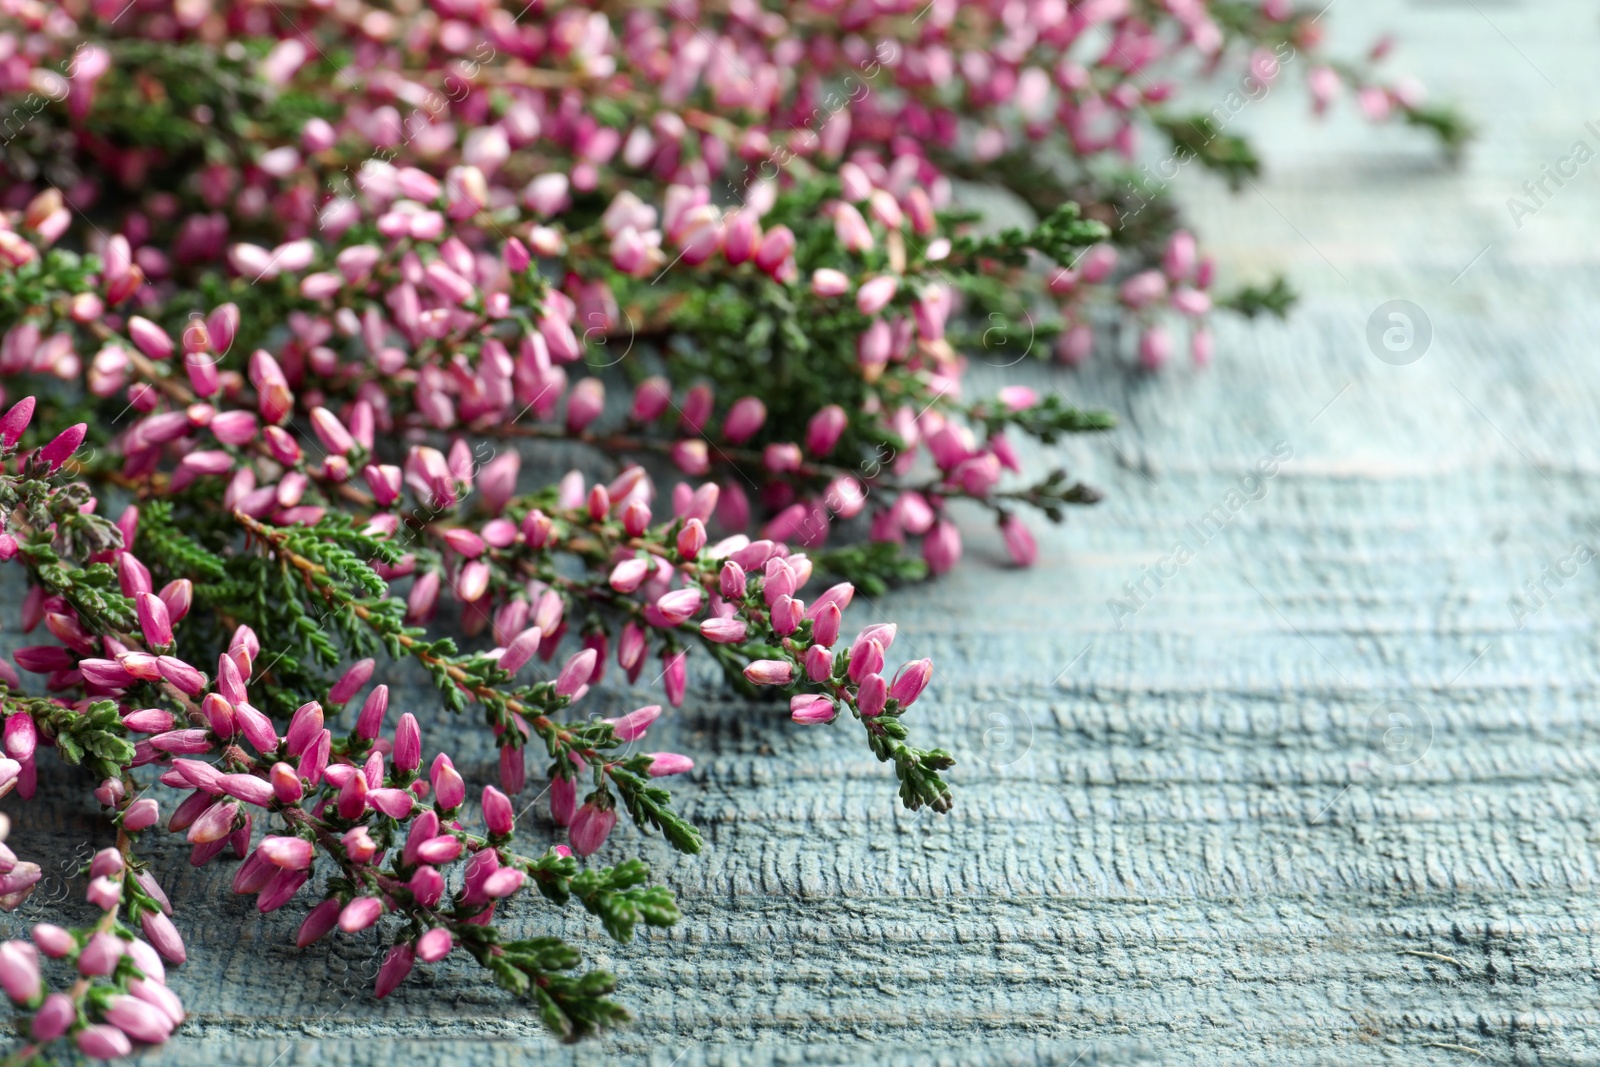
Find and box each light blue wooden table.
[7,3,1600,1064]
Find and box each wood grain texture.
[6,3,1600,1064]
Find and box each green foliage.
[4,696,134,782]
[1403,103,1474,153]
[570,859,680,942]
[1217,275,1297,320]
[950,203,1110,268]
[970,393,1116,443]
[461,931,631,1041]
[606,762,703,855]
[1153,113,1262,191]
[813,540,929,597]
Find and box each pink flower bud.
[629,376,672,422]
[417,928,454,962]
[700,617,747,644]
[285,702,324,757]
[754,225,795,273]
[264,762,301,803]
[106,992,174,1043]
[31,992,73,1040]
[550,774,577,827]
[0,940,39,1001]
[511,507,549,550]
[616,499,649,538]
[654,588,702,626]
[569,802,617,857]
[720,560,747,599]
[256,868,309,913]
[743,659,793,686]
[339,896,384,933]
[607,705,661,742]
[662,649,688,707]
[812,600,844,645]
[810,268,850,297]
[566,377,605,433]
[78,931,123,976]
[889,659,934,707]
[481,785,515,836]
[0,397,34,447]
[394,713,422,771]
[87,875,122,911]
[922,519,962,575]
[260,836,313,870]
[296,898,342,948]
[356,684,388,739]
[722,396,766,444]
[857,673,888,717]
[128,316,174,359]
[187,800,239,844]
[124,797,160,831]
[556,649,597,697]
[329,659,375,705]
[233,703,278,755]
[336,772,368,820]
[805,644,834,682]
[76,1024,133,1059]
[790,694,835,724]
[375,943,415,999]
[2,715,34,763]
[647,753,693,777]
[431,758,466,810]
[310,406,356,455]
[856,275,898,315]
[37,423,87,472]
[90,844,122,883]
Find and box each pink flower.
[806,405,847,456]
[889,659,934,707]
[722,396,767,444]
[0,941,39,1002]
[743,659,793,686]
[37,423,87,471]
[31,992,73,1041]
[790,695,835,724]
[555,649,597,696]
[922,519,962,575]
[417,928,454,962]
[569,802,618,856]
[1139,324,1173,370]
[606,704,661,742]
[550,774,578,826]
[654,588,702,625]
[105,993,174,1043]
[855,275,898,315]
[647,753,693,776]
[374,943,415,999]
[127,316,174,359]
[259,836,313,870]
[77,931,123,976]
[296,898,343,948]
[76,1024,133,1058]
[483,785,515,835]
[339,896,384,933]
[394,713,422,771]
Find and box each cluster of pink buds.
[0,842,185,1060]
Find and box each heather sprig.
[0,0,1469,1057]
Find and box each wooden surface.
[8,3,1600,1064]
